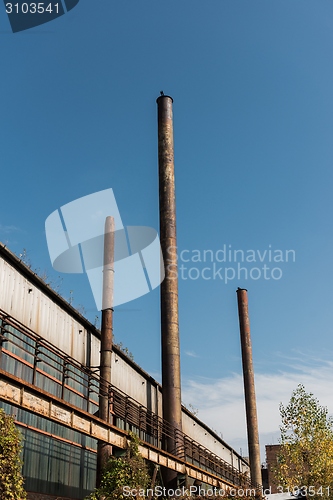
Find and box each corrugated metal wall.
[0,259,88,364]
[182,412,249,474]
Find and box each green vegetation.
[87,432,150,500]
[274,384,333,499]
[0,409,26,500]
[115,342,134,361]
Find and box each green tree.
[274,385,333,499]
[0,409,26,499]
[87,432,151,500]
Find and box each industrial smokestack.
[97,216,114,486]
[157,93,183,464]
[236,288,262,492]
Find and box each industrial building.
[0,242,252,499]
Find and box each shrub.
[0,409,26,500]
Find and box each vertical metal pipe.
[236,288,262,492]
[97,216,114,487]
[157,93,183,478]
[0,321,3,368]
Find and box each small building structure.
[265,444,281,493]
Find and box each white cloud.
[185,350,199,358]
[0,224,22,234]
[182,354,333,461]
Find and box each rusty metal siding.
[0,259,13,313]
[111,353,147,406]
[182,411,233,463]
[182,411,250,474]
[0,259,87,364]
[90,333,101,369]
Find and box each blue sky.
[1,0,333,460]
